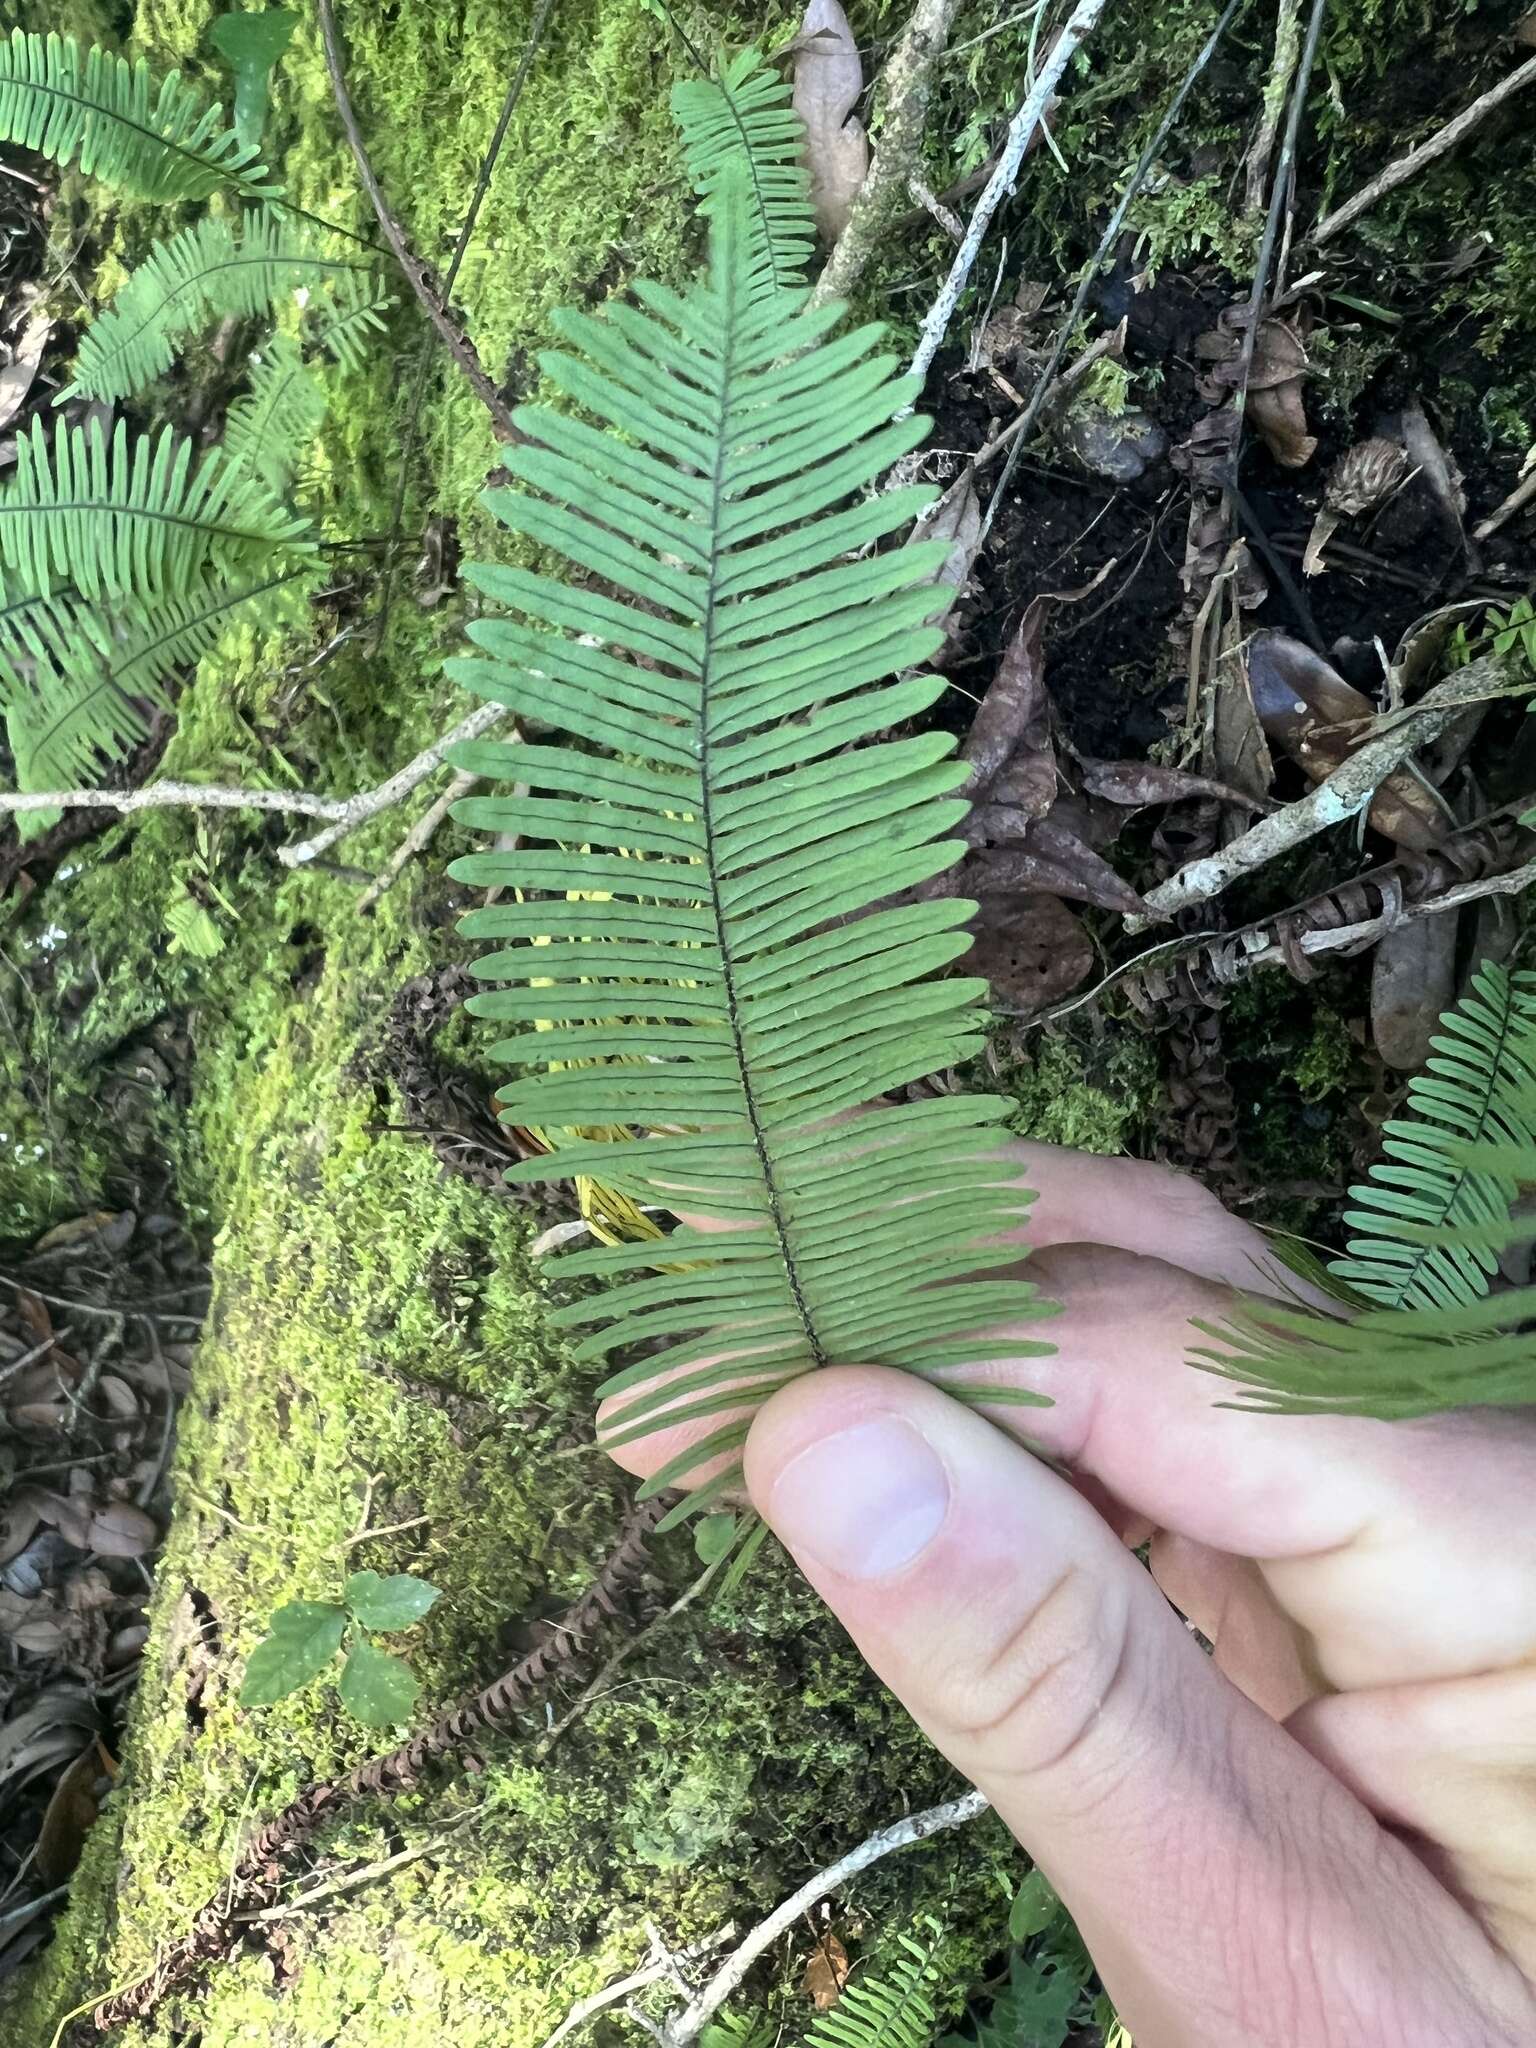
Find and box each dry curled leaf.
[35,1739,110,1885]
[960,598,1053,801]
[968,827,1147,917]
[1247,317,1317,469]
[801,1931,850,2010]
[1076,759,1274,813]
[792,1,869,242]
[1246,632,1447,851]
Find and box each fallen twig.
[279,702,513,867]
[906,0,1111,389]
[535,1558,723,1760]
[1131,657,1526,924]
[358,768,480,914]
[809,0,963,307]
[1313,52,1536,245]
[89,1497,673,2033]
[538,1926,737,2048]
[0,781,356,823]
[660,1789,990,2048]
[314,0,517,438]
[1472,460,1536,543]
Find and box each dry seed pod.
[1304,436,1412,574]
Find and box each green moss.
[1000,1029,1159,1156]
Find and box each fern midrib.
[1376,982,1524,1309]
[0,499,289,553]
[696,277,825,1368]
[4,69,260,193]
[85,249,371,378]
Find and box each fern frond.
[223,334,329,490]
[0,417,311,607]
[1196,965,1536,1416]
[1330,961,1536,1311]
[448,181,1053,1505]
[0,29,274,203]
[316,269,395,372]
[807,1920,946,2048]
[62,208,376,402]
[1,562,314,794]
[672,47,816,297]
[699,2015,774,2048]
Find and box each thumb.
[744,1367,1529,2048]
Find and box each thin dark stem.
[313,0,517,439]
[372,0,561,647]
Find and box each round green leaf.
[338,1639,420,1727]
[694,1513,737,1566]
[239,1606,346,1705]
[343,1569,441,1631]
[1008,1867,1060,1943]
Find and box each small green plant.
[940,1873,1100,2048]
[239,1569,440,1728]
[210,6,299,154]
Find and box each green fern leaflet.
[0,30,273,203]
[673,46,817,298]
[63,208,377,402]
[1197,962,1536,1415]
[448,181,1054,1512]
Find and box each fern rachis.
[448,177,1054,1506]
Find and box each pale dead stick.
[1312,52,1536,244]
[0,702,512,867]
[1472,464,1536,544]
[660,1789,990,2048]
[906,0,1112,390]
[1130,657,1527,925]
[536,1926,737,2048]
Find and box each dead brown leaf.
[87,1500,159,1558]
[801,1932,850,2010]
[960,598,1053,801]
[970,894,1094,1013]
[1371,916,1457,1072]
[1076,759,1275,814]
[968,826,1147,917]
[35,1741,106,1885]
[792,2,869,242]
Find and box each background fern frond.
[1329,961,1536,1310]
[0,417,311,606]
[449,179,1053,1508]
[315,270,396,372]
[0,29,273,203]
[1,562,315,831]
[1196,964,1536,1416]
[223,334,329,489]
[672,47,816,297]
[62,208,376,402]
[806,1920,946,2048]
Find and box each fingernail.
[767,1417,950,1579]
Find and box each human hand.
[604,1146,1536,2048]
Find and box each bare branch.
[279,701,513,867]
[906,0,1111,390]
[661,1789,990,2048]
[314,0,517,438]
[0,781,350,823]
[537,1927,736,2048]
[1312,52,1536,245]
[1132,659,1529,924]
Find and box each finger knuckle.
[928,1563,1136,1783]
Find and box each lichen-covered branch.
[906,0,1111,388]
[809,0,962,308]
[1131,659,1524,924]
[661,1789,990,2048]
